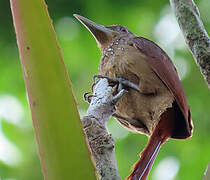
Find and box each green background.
[0,0,209,179]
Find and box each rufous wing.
[133,37,193,139]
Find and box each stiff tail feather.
[127,108,174,180]
[127,135,163,180]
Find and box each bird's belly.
[115,87,174,135]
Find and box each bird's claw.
[93,75,140,93]
[86,76,128,106]
[92,74,106,81]
[83,92,95,104]
[91,80,99,92]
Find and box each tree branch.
[81,79,124,180]
[170,0,210,87]
[203,163,210,180]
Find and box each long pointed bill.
[74,14,116,46]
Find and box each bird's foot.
[84,76,128,105]
[93,75,140,93]
[87,78,128,121]
[83,92,95,104]
[84,75,133,104]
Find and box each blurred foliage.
[0,0,210,179]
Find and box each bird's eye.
[120,27,128,33]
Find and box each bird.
[74,14,193,180]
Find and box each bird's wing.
[133,37,193,139]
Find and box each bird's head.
[74,14,133,51]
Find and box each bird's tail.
[126,108,173,180]
[126,135,163,180]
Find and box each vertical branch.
[170,0,210,87]
[82,79,123,180]
[82,115,121,180]
[203,163,210,180]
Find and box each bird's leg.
[93,75,141,93]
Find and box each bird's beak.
[74,14,116,48]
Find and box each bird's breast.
[98,37,174,135]
[99,38,148,77]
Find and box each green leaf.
[9,0,96,179]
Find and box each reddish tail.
[127,108,175,180]
[127,132,164,180]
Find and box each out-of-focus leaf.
[9,0,96,179]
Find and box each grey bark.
[170,0,210,87]
[203,163,210,180]
[171,1,210,178]
[81,79,124,180]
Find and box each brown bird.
[74,14,193,180]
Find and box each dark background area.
[0,0,209,179]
